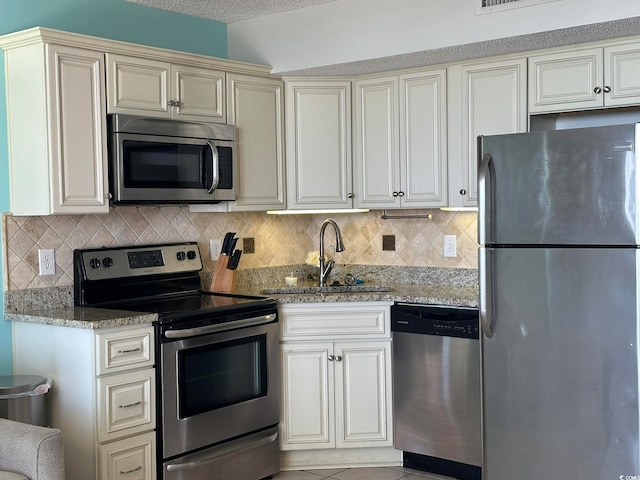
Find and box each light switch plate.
[38,248,55,275]
[443,235,457,258]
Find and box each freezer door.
[478,123,640,245]
[480,247,640,479]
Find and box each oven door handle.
[164,313,276,339]
[165,429,278,472]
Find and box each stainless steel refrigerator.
[478,123,640,480]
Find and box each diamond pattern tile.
[3,207,479,290]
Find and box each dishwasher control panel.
[391,303,479,339]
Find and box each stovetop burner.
[73,242,275,325]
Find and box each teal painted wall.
[0,53,8,375]
[0,0,228,375]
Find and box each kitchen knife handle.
[479,247,495,338]
[478,151,494,245]
[206,141,219,194]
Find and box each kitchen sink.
[260,285,393,295]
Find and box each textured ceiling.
[124,0,340,23]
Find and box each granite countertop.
[235,283,478,307]
[4,283,476,329]
[4,266,478,329]
[4,306,157,329]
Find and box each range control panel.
[76,242,203,281]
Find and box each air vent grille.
[478,0,559,14]
[482,0,520,6]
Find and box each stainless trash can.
[0,375,52,426]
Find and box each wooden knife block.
[209,255,237,292]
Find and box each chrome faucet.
[319,218,345,286]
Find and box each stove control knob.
[89,258,101,269]
[103,257,113,268]
[187,250,197,260]
[176,251,187,261]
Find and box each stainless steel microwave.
[108,114,236,204]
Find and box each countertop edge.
[5,307,158,329]
[5,285,478,329]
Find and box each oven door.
[110,132,236,203]
[160,314,279,459]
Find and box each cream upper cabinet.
[353,69,447,209]
[227,73,286,211]
[1,38,109,215]
[279,303,393,453]
[529,41,640,113]
[448,57,527,207]
[285,79,353,209]
[106,53,226,123]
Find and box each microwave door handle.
[205,140,219,194]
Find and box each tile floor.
[272,466,453,480]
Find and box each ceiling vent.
[477,0,560,15]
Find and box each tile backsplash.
[3,207,478,290]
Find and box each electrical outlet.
[38,248,55,276]
[443,235,457,258]
[209,239,222,261]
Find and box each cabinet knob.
[168,100,178,107]
[459,189,467,195]
[393,192,399,197]
[328,355,335,361]
[104,192,113,200]
[594,87,602,94]
[398,191,405,197]
[335,355,342,362]
[603,85,611,93]
[347,193,354,199]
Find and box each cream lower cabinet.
[227,73,286,211]
[447,57,527,207]
[12,322,156,480]
[529,41,640,113]
[0,31,109,215]
[284,79,354,209]
[353,69,448,209]
[279,302,400,469]
[106,53,226,123]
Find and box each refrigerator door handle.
[478,152,493,245]
[479,247,495,338]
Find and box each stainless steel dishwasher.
[392,303,481,480]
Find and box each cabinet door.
[106,53,170,117]
[605,42,640,107]
[280,342,334,450]
[48,44,109,213]
[528,47,603,113]
[99,432,156,480]
[399,69,448,207]
[227,74,286,211]
[285,80,353,209]
[448,58,527,207]
[334,341,392,448]
[172,64,225,123]
[353,76,400,208]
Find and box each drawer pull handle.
[119,400,142,409]
[117,347,141,354]
[119,465,143,475]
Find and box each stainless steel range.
[74,242,280,480]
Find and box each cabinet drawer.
[98,369,155,442]
[280,302,391,339]
[99,431,156,480]
[96,326,154,375]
